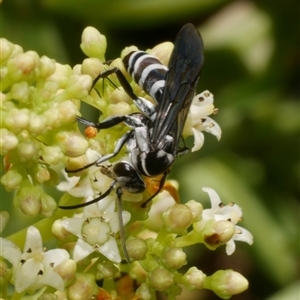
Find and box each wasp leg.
[59,180,117,209]
[116,186,131,263]
[141,171,169,208]
[66,130,134,173]
[76,115,127,129]
[94,67,157,120]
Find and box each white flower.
[183,91,222,152]
[61,195,131,263]
[196,187,253,255]
[0,226,70,293]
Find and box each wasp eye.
[113,162,134,177]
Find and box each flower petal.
[225,239,236,256]
[202,117,222,140]
[14,258,42,293]
[62,217,85,237]
[73,238,94,262]
[35,268,65,291]
[234,226,253,245]
[43,248,69,267]
[23,226,43,254]
[97,237,121,263]
[191,128,204,152]
[0,237,21,267]
[202,187,222,211]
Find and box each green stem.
[175,230,204,248]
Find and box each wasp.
[60,24,204,259]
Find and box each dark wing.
[151,23,204,150]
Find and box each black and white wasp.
[60,23,204,211]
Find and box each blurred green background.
[1,0,299,299]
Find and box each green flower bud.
[47,63,72,88]
[52,219,73,241]
[35,166,50,183]
[204,270,249,299]
[41,145,64,165]
[203,220,235,249]
[162,203,193,234]
[40,192,57,217]
[162,247,187,270]
[0,128,18,155]
[148,267,174,291]
[14,181,56,216]
[96,261,119,280]
[45,167,59,186]
[56,100,78,124]
[135,283,152,300]
[4,108,30,132]
[65,74,93,99]
[6,51,39,82]
[18,140,39,162]
[0,260,11,286]
[185,200,203,223]
[110,87,133,105]
[109,101,132,117]
[150,41,174,66]
[81,58,105,78]
[182,267,206,290]
[15,183,42,216]
[55,131,88,157]
[80,27,107,61]
[54,259,77,287]
[0,38,14,63]
[67,273,98,300]
[1,168,23,191]
[0,211,9,233]
[39,55,56,78]
[65,154,90,174]
[0,66,8,82]
[10,81,30,103]
[126,238,148,261]
[28,112,46,135]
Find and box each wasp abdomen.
[123,51,168,103]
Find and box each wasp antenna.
[116,187,131,263]
[65,159,99,173]
[59,181,116,209]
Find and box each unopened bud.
[0,129,18,155]
[52,219,73,241]
[150,42,173,66]
[126,238,148,261]
[204,270,249,298]
[81,58,105,78]
[182,267,206,290]
[81,27,107,61]
[185,200,203,222]
[148,267,173,291]
[67,273,98,300]
[162,247,186,270]
[1,169,22,191]
[162,203,193,234]
[0,38,14,63]
[54,259,76,287]
[55,131,88,157]
[96,261,119,280]
[203,220,235,250]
